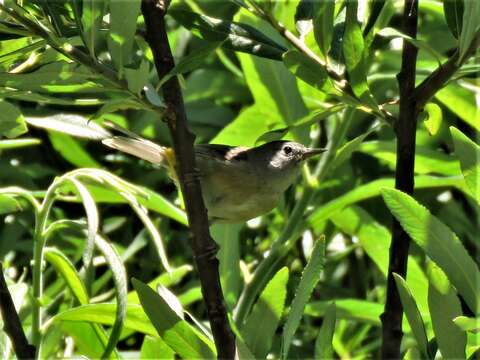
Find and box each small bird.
[101,122,326,223]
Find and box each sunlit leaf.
[0,100,27,138]
[314,303,336,359]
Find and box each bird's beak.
[303,148,327,160]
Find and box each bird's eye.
[283,146,293,155]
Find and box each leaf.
[132,278,216,359]
[427,262,466,359]
[48,132,101,168]
[44,247,89,305]
[450,127,480,203]
[314,303,336,360]
[283,50,331,91]
[313,0,335,59]
[393,273,430,358]
[381,188,480,313]
[443,0,464,38]
[453,316,480,333]
[125,60,150,95]
[169,9,286,61]
[458,0,480,62]
[377,27,443,65]
[94,235,128,359]
[52,303,157,337]
[309,175,464,229]
[160,41,222,85]
[0,138,41,149]
[108,0,142,74]
[140,336,175,360]
[422,103,442,136]
[358,141,461,176]
[330,126,378,170]
[435,82,480,131]
[82,0,106,57]
[242,267,289,359]
[0,100,27,138]
[281,238,325,359]
[211,223,242,309]
[306,299,382,325]
[342,1,378,110]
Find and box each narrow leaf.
[82,0,106,57]
[0,100,27,138]
[242,267,289,359]
[282,238,325,359]
[132,278,216,359]
[283,50,332,91]
[393,273,430,358]
[450,127,480,203]
[427,262,466,359]
[314,303,336,360]
[443,0,464,38]
[382,188,480,313]
[313,0,335,59]
[422,103,442,136]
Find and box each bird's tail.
[26,114,175,169]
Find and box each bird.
[101,122,326,223]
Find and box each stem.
[0,263,36,359]
[31,180,61,348]
[234,110,353,324]
[141,1,235,358]
[380,0,418,358]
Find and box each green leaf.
[422,103,442,136]
[453,316,480,333]
[108,0,141,74]
[381,188,480,313]
[309,175,464,228]
[358,141,461,175]
[169,9,286,61]
[458,0,480,62]
[427,262,466,359]
[281,238,325,359]
[313,0,335,59]
[140,336,175,359]
[377,27,443,65]
[342,1,378,110]
[443,0,464,38]
[283,50,332,91]
[306,299,382,325]
[330,206,429,315]
[52,303,157,337]
[211,223,242,309]
[435,83,480,131]
[60,321,111,359]
[242,267,289,359]
[48,132,101,168]
[393,273,430,359]
[450,127,480,203]
[94,235,128,359]
[160,41,222,85]
[125,60,150,95]
[44,247,89,305]
[0,100,27,138]
[330,125,378,170]
[0,138,41,150]
[314,303,336,360]
[132,278,216,359]
[82,0,106,57]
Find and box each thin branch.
[140,0,236,359]
[413,30,480,112]
[380,0,419,359]
[0,263,36,359]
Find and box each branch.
[413,30,480,112]
[381,0,419,359]
[0,263,36,359]
[140,1,236,358]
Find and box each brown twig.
[380,0,419,359]
[0,263,36,359]
[140,1,236,358]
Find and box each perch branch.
[140,1,236,358]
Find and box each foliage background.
[0,0,478,358]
